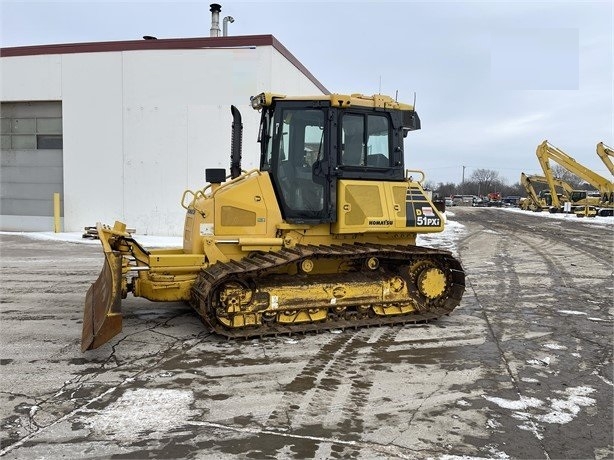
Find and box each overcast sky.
[1,0,612,185]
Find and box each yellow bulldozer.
[82,92,466,351]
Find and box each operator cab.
[255,93,421,224]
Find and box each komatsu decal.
[416,215,441,226]
[405,188,441,227]
[369,219,393,226]
[418,207,440,225]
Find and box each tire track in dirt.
[265,327,399,445]
[462,210,612,269]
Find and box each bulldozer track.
[190,243,465,338]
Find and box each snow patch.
[501,207,614,227]
[543,343,567,350]
[86,388,196,439]
[588,317,612,323]
[486,445,511,459]
[536,386,596,424]
[29,405,39,418]
[527,357,551,366]
[557,310,587,316]
[484,386,597,441]
[487,418,502,429]
[482,395,543,410]
[417,218,465,253]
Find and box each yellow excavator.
[536,140,614,217]
[519,172,572,211]
[596,142,614,176]
[82,92,466,351]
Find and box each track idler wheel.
[409,259,449,301]
[417,266,447,299]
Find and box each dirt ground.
[1,207,612,459]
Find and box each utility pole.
[461,165,466,194]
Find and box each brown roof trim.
[0,34,329,94]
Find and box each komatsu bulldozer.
[82,92,466,351]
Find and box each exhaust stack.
[209,3,221,37]
[230,106,243,179]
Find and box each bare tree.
[550,164,583,188]
[469,169,502,195]
[434,182,457,198]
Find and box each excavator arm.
[520,173,546,210]
[536,140,614,208]
[596,142,614,176]
[520,172,573,210]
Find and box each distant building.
[0,34,327,234]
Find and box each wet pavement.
[1,207,612,459]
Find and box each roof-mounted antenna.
[413,92,417,109]
[395,90,398,102]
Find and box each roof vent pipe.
[209,3,221,37]
[223,16,234,36]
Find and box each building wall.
[0,44,324,235]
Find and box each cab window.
[273,108,325,217]
[341,113,390,167]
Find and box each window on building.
[0,116,63,150]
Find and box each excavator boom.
[535,140,614,216]
[596,142,614,176]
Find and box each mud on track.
[1,207,612,459]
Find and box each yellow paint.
[53,192,61,233]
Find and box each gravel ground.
[1,207,612,459]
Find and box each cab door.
[268,105,332,224]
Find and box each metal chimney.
[210,3,221,37]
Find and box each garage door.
[0,101,63,231]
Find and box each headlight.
[250,93,266,110]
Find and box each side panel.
[405,184,444,232]
[214,173,281,237]
[333,180,444,234]
[183,172,283,254]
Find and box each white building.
[0,33,328,235]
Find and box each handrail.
[180,169,262,213]
[405,169,426,184]
[180,190,196,210]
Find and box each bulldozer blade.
[81,250,123,352]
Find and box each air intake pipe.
[223,16,234,36]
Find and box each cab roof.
[251,92,416,111]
